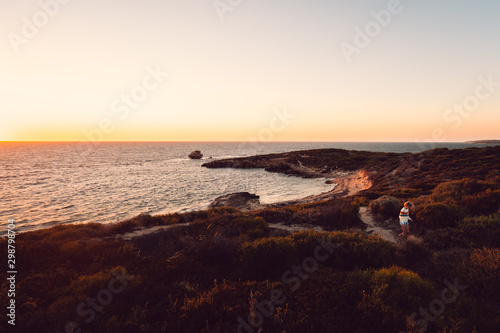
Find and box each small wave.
[0,175,17,180]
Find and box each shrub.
[461,189,500,216]
[312,200,362,229]
[459,248,500,305]
[106,218,141,235]
[396,236,432,265]
[287,266,436,333]
[290,231,397,270]
[431,179,500,215]
[236,216,268,239]
[162,279,284,333]
[252,207,295,225]
[352,196,370,207]
[208,207,240,215]
[237,230,397,281]
[458,214,500,232]
[369,195,399,219]
[251,199,362,230]
[239,237,298,280]
[457,214,500,247]
[361,266,437,330]
[413,203,466,228]
[422,228,470,251]
[294,200,361,230]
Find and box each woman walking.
[399,201,413,238]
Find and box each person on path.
[399,201,413,238]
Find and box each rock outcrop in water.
[188,150,203,159]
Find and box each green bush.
[161,279,285,333]
[290,231,397,270]
[287,266,436,333]
[413,203,466,228]
[461,189,500,216]
[239,237,298,280]
[237,230,397,281]
[311,200,362,229]
[253,207,295,225]
[369,195,399,218]
[457,214,500,247]
[361,266,437,331]
[422,228,470,250]
[459,248,500,306]
[431,179,500,215]
[251,198,362,230]
[396,237,432,265]
[236,216,269,239]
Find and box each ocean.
[0,141,491,234]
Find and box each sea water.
[0,141,489,233]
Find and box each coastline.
[266,170,372,209]
[199,148,387,211]
[116,170,374,241]
[3,142,495,235]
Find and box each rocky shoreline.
[201,148,392,178]
[201,148,385,211]
[201,145,500,211]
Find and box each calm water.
[0,141,490,234]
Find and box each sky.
[1,0,499,142]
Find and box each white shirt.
[399,207,410,223]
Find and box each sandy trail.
[115,208,398,244]
[358,207,398,244]
[115,223,190,241]
[269,223,324,233]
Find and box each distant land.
[467,139,500,144]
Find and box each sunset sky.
[1,0,499,142]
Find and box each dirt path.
[115,223,190,241]
[115,221,325,241]
[116,207,397,243]
[359,207,398,244]
[269,223,324,233]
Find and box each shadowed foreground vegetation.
[1,146,499,332]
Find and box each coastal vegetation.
[1,146,499,332]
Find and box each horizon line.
[0,140,493,144]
